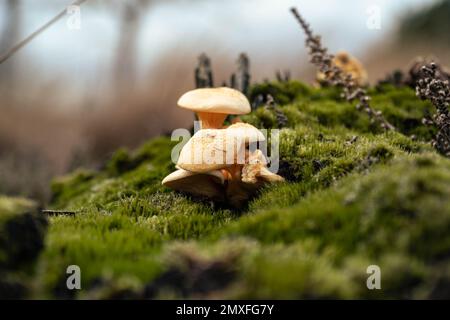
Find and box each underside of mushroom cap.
[177,87,251,115]
[162,169,225,201]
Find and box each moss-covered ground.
[0,196,47,298]
[2,82,449,299]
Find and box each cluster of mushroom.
[162,87,284,208]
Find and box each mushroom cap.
[334,51,368,84]
[316,51,368,86]
[177,87,251,115]
[162,169,225,201]
[177,124,265,173]
[177,129,233,173]
[225,123,265,143]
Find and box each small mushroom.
[165,88,285,208]
[227,150,285,208]
[225,122,265,144]
[334,52,368,86]
[226,167,284,208]
[241,150,284,183]
[177,87,251,129]
[162,169,225,202]
[256,166,285,183]
[177,123,265,173]
[317,51,368,86]
[176,128,229,173]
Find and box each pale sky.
[0,0,438,105]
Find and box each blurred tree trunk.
[0,0,21,102]
[113,1,153,100]
[114,3,141,99]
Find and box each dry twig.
[0,0,88,65]
[195,53,214,88]
[416,63,450,157]
[42,210,79,217]
[230,53,251,95]
[290,7,395,131]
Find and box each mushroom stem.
[223,163,243,181]
[221,169,232,181]
[197,112,228,129]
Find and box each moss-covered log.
[32,81,450,299]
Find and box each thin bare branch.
[290,7,396,131]
[0,0,88,65]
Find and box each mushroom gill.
[162,169,225,202]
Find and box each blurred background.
[0,0,449,203]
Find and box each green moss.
[25,80,450,299]
[50,169,96,209]
[248,80,315,105]
[0,196,47,299]
[0,196,38,215]
[221,154,450,251]
[106,148,133,176]
[216,154,450,298]
[0,197,47,268]
[246,82,435,139]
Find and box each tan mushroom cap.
[177,124,265,173]
[225,122,265,143]
[316,51,368,86]
[334,52,368,85]
[178,87,251,114]
[177,129,228,173]
[177,87,251,129]
[162,169,225,201]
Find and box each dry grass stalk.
[230,53,251,95]
[195,53,214,88]
[290,7,395,131]
[416,63,450,157]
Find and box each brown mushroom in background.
[177,87,251,129]
[317,51,368,86]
